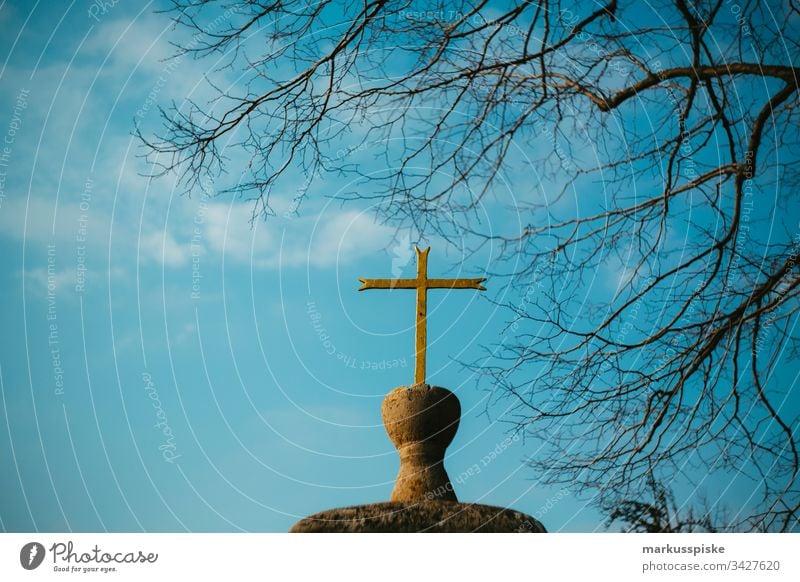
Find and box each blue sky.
[0,0,610,532]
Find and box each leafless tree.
[605,474,720,532]
[141,0,800,531]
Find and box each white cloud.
[83,15,175,77]
[307,209,394,268]
[139,229,192,267]
[83,13,237,121]
[0,195,107,247]
[0,11,397,276]
[200,202,268,263]
[195,200,395,270]
[171,322,197,346]
[22,266,74,297]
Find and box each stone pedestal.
[382,385,460,502]
[290,501,545,533]
[290,384,545,533]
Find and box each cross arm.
[426,278,487,290]
[358,278,419,291]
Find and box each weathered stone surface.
[291,383,549,533]
[290,501,546,533]
[382,384,460,502]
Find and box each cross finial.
[358,247,486,385]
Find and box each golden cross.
[358,247,486,386]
